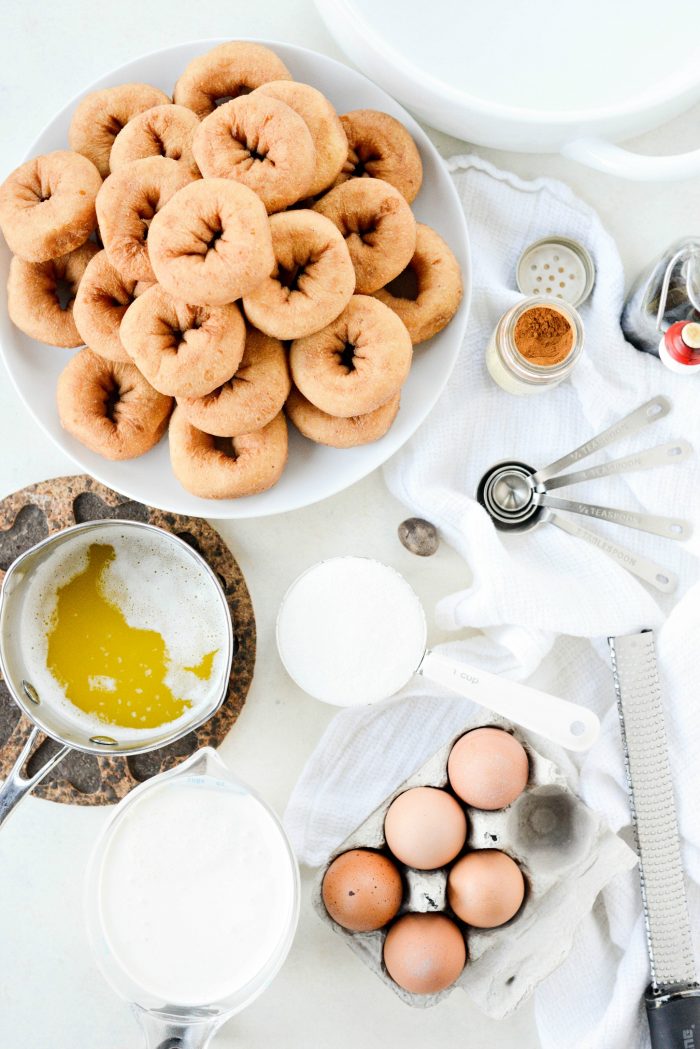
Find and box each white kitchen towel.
[284,157,700,1049]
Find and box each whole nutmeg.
[398,517,439,557]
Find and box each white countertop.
[1,3,699,1046]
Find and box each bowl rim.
[316,0,700,127]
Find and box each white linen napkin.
[284,156,700,1048]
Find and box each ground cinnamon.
[513,305,573,367]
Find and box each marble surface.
[1,2,699,1046]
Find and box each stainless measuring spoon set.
[477,397,693,593]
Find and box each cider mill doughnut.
[0,40,463,501]
[290,295,413,417]
[147,178,274,307]
[374,223,464,345]
[177,326,290,438]
[174,41,292,119]
[169,408,288,499]
[242,210,355,340]
[68,83,171,177]
[314,177,417,294]
[57,349,172,460]
[192,93,316,214]
[335,109,423,203]
[286,387,401,448]
[7,241,99,347]
[254,81,348,197]
[109,104,201,178]
[73,250,147,363]
[119,284,246,398]
[96,156,195,283]
[0,151,102,263]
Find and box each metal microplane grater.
[608,631,700,1049]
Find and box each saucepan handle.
[561,137,700,182]
[0,725,70,829]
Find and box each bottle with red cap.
[658,320,700,375]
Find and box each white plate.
[0,39,470,519]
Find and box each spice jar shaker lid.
[516,236,595,307]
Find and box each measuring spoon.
[276,557,599,752]
[545,511,677,593]
[532,396,671,485]
[542,439,693,491]
[533,493,692,541]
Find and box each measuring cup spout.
[418,649,600,752]
[0,725,70,829]
[137,1009,223,1049]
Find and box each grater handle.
[646,985,700,1049]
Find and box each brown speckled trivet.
[0,475,255,805]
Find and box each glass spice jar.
[485,295,584,396]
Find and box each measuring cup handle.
[0,726,70,829]
[418,650,599,752]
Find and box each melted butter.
[45,543,217,730]
[185,649,217,680]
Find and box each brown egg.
[447,727,529,810]
[383,913,466,994]
[447,850,525,928]
[322,849,403,932]
[384,786,467,870]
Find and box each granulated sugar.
[276,557,426,706]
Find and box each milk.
[95,775,297,1007]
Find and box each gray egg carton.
[312,714,637,1018]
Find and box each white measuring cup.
[276,557,599,752]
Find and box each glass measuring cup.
[85,747,300,1049]
[276,557,599,752]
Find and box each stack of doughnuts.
[0,41,463,500]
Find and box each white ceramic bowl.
[0,39,470,519]
[317,0,700,181]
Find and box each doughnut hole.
[192,94,316,213]
[290,294,412,417]
[242,210,355,340]
[8,241,99,347]
[120,284,246,398]
[96,156,194,283]
[314,178,416,294]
